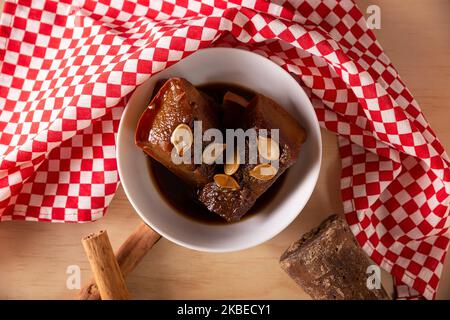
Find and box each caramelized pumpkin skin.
[136,78,306,222]
[197,94,306,222]
[135,78,219,187]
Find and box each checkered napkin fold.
[0,0,449,299]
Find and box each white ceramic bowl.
[117,47,321,252]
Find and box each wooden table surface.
[0,0,449,299]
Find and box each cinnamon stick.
[78,222,161,300]
[82,230,130,300]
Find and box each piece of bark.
[280,215,390,300]
[82,230,130,300]
[79,223,161,300]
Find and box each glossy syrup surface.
[147,82,286,224]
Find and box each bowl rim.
[117,47,322,252]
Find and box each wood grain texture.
[0,0,448,299]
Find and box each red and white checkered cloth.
[0,0,448,299]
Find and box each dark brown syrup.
[147,82,286,225]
